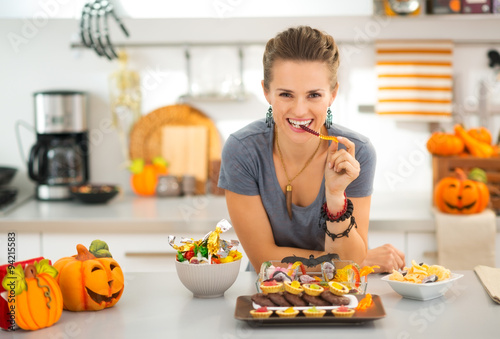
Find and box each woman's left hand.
[324,136,360,197]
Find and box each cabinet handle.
[423,251,437,258]
[124,252,177,257]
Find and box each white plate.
[381,273,463,301]
[252,294,358,310]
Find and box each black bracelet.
[319,199,357,241]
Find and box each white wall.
[1,17,498,195]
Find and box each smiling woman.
[216,26,408,273]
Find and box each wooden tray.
[432,155,500,212]
[234,294,386,325]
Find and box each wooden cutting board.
[161,126,208,194]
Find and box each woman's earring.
[266,106,274,128]
[325,107,332,129]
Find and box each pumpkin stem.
[455,168,467,181]
[75,244,96,261]
[24,264,37,279]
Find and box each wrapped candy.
[168,219,241,265]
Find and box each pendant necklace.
[275,127,322,220]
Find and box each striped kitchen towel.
[375,40,453,119]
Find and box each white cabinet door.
[0,232,41,263]
[406,232,438,266]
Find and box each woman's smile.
[287,118,313,131]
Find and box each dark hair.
[263,26,340,90]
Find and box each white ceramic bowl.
[175,259,241,298]
[381,273,463,301]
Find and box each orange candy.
[356,293,373,311]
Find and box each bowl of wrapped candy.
[171,219,243,298]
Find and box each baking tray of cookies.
[234,294,386,325]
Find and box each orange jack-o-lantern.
[434,168,490,214]
[54,240,124,311]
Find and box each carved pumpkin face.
[54,243,124,311]
[434,168,490,214]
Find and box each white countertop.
[0,190,440,233]
[6,271,499,338]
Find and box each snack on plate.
[250,306,273,318]
[303,306,326,318]
[332,305,355,318]
[302,283,324,296]
[169,219,242,265]
[328,281,350,296]
[276,307,299,318]
[256,258,379,295]
[260,280,283,294]
[356,293,373,311]
[284,280,304,295]
[388,260,451,284]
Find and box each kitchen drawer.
[41,232,248,273]
[406,232,438,265]
[0,232,41,263]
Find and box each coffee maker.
[28,91,89,200]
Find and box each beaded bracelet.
[319,198,357,241]
[322,192,347,221]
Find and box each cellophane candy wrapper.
[169,219,242,265]
[256,258,378,294]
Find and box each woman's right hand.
[361,244,406,273]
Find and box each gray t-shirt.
[218,119,376,252]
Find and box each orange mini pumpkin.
[1,260,63,330]
[426,132,464,156]
[130,159,168,196]
[467,127,492,145]
[54,240,124,311]
[434,168,490,214]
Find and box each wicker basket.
[129,104,222,194]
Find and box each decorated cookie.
[302,283,324,296]
[303,306,326,318]
[284,280,304,295]
[276,307,299,318]
[328,281,350,296]
[250,306,273,318]
[332,305,355,318]
[260,280,283,294]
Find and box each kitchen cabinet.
[0,232,41,263]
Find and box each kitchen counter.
[0,191,439,233]
[5,270,498,338]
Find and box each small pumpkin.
[426,132,464,156]
[1,260,63,330]
[130,157,168,196]
[467,127,492,145]
[54,240,124,311]
[434,168,490,214]
[468,167,488,184]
